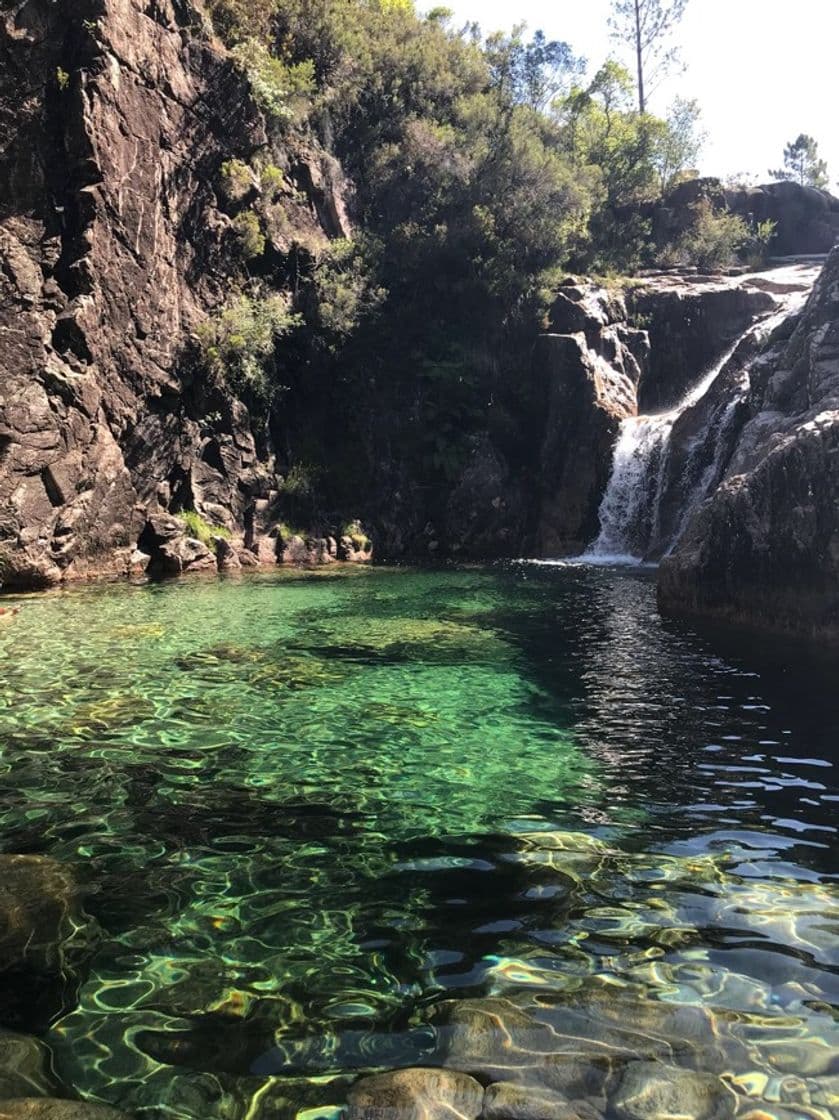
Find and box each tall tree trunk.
[634,0,645,113]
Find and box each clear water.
[0,567,836,1120]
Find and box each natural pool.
[0,565,836,1120]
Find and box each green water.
[0,566,836,1119]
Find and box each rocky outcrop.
[0,0,356,588]
[726,180,839,257]
[529,274,786,557]
[631,278,776,411]
[533,283,647,554]
[659,245,839,641]
[649,177,839,259]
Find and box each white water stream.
[584,275,817,565]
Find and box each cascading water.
[585,282,815,565]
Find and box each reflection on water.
[0,566,836,1120]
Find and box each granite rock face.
[659,245,839,640]
[533,283,646,554]
[0,0,341,588]
[726,180,839,257]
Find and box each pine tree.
[769,134,829,190]
[609,0,689,113]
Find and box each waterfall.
[585,289,813,565]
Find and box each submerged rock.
[0,1103,130,1120]
[0,855,94,974]
[346,1068,484,1120]
[0,1031,57,1099]
[483,1083,602,1120]
[610,1062,737,1120]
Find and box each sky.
[436,0,837,187]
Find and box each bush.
[177,511,231,546]
[310,238,386,338]
[231,39,315,121]
[742,218,777,268]
[195,293,302,402]
[220,158,253,202]
[232,210,266,258]
[260,164,286,198]
[675,200,750,271]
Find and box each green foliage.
[55,67,70,91]
[205,0,278,43]
[232,39,315,121]
[195,293,301,403]
[652,97,705,192]
[341,520,371,550]
[742,218,777,268]
[770,133,829,190]
[260,163,285,198]
[484,25,583,110]
[177,511,231,545]
[220,158,253,202]
[670,199,750,271]
[309,238,386,339]
[232,210,267,258]
[283,463,318,498]
[557,62,662,210]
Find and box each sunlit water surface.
[0,566,836,1119]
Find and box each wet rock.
[659,245,839,642]
[0,1103,130,1120]
[534,329,639,555]
[338,521,374,563]
[431,998,561,1082]
[631,282,777,412]
[0,855,93,974]
[346,1067,484,1120]
[483,1082,602,1120]
[0,1030,57,1098]
[610,1062,736,1120]
[215,537,241,571]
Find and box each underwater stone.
[482,1082,603,1120]
[346,1067,484,1120]
[610,1062,737,1120]
[0,1031,57,1099]
[0,856,94,974]
[0,1103,131,1120]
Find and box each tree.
[609,0,689,113]
[484,26,583,111]
[769,134,829,190]
[651,96,705,192]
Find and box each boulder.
[345,1068,484,1120]
[0,855,93,975]
[483,1082,602,1120]
[610,1062,736,1120]
[631,282,777,412]
[0,1031,57,1098]
[726,180,839,256]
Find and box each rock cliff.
[0,0,346,588]
[658,245,839,641]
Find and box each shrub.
[311,238,386,338]
[55,67,70,90]
[678,200,750,272]
[283,462,317,498]
[742,218,777,268]
[260,164,286,198]
[220,158,253,202]
[177,511,231,546]
[232,210,266,258]
[231,39,315,121]
[195,293,302,402]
